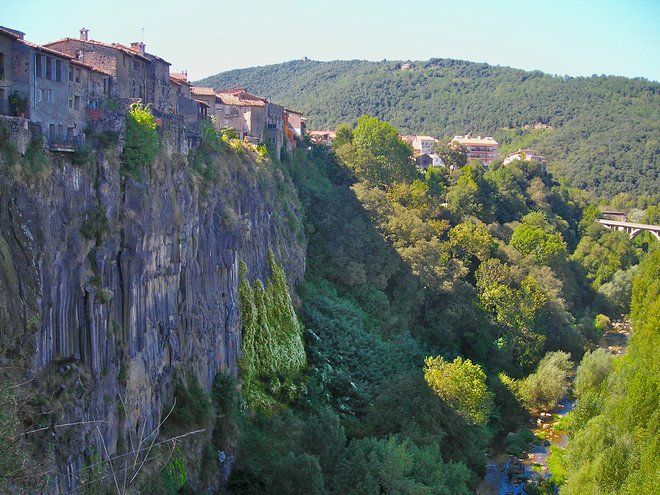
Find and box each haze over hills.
[196,58,660,199]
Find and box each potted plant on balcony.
[8,91,28,117]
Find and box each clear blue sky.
[3,0,659,81]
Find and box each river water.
[477,324,630,495]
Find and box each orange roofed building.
[452,134,499,166]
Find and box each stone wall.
[0,114,43,153]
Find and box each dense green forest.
[196,59,660,199]
[560,251,659,494]
[219,116,654,494]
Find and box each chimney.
[80,28,89,41]
[130,42,146,56]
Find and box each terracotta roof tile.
[20,39,73,59]
[217,89,267,107]
[191,87,216,96]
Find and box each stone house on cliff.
[44,29,171,114]
[1,26,108,148]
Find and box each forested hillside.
[197,59,660,198]
[561,250,659,494]
[220,117,651,494]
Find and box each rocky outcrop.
[0,125,305,492]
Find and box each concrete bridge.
[597,219,660,240]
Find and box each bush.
[121,103,159,178]
[80,205,108,244]
[517,351,574,411]
[211,371,242,452]
[0,125,19,165]
[71,144,92,166]
[423,355,493,426]
[505,430,535,456]
[170,372,213,428]
[239,251,306,410]
[23,138,48,174]
[593,313,611,333]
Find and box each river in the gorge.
[477,323,630,495]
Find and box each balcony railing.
[49,135,83,152]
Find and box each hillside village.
[0,26,308,157]
[0,25,546,169]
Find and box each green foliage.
[433,140,467,170]
[562,251,660,495]
[338,115,419,187]
[572,229,637,289]
[239,251,306,410]
[256,143,269,158]
[23,138,48,175]
[189,122,220,186]
[593,313,611,333]
[504,430,535,456]
[8,91,28,116]
[160,450,188,495]
[516,351,574,411]
[120,103,159,178]
[424,356,493,425]
[170,371,213,428]
[332,123,353,149]
[301,278,423,414]
[211,371,242,452]
[80,205,108,244]
[0,381,47,493]
[596,266,637,315]
[510,213,567,266]
[0,124,19,165]
[332,437,473,495]
[546,445,567,486]
[71,144,92,166]
[197,59,660,197]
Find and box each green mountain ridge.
[196,58,660,199]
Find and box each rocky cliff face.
[0,120,305,492]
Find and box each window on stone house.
[123,55,126,67]
[74,95,80,110]
[68,99,73,109]
[69,68,73,81]
[0,52,4,79]
[46,57,52,80]
[56,60,62,82]
[47,89,54,103]
[35,55,43,78]
[75,68,81,83]
[38,88,44,102]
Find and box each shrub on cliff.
[121,103,159,178]
[239,251,306,410]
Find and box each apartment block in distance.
[452,133,499,166]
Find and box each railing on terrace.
[49,134,83,152]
